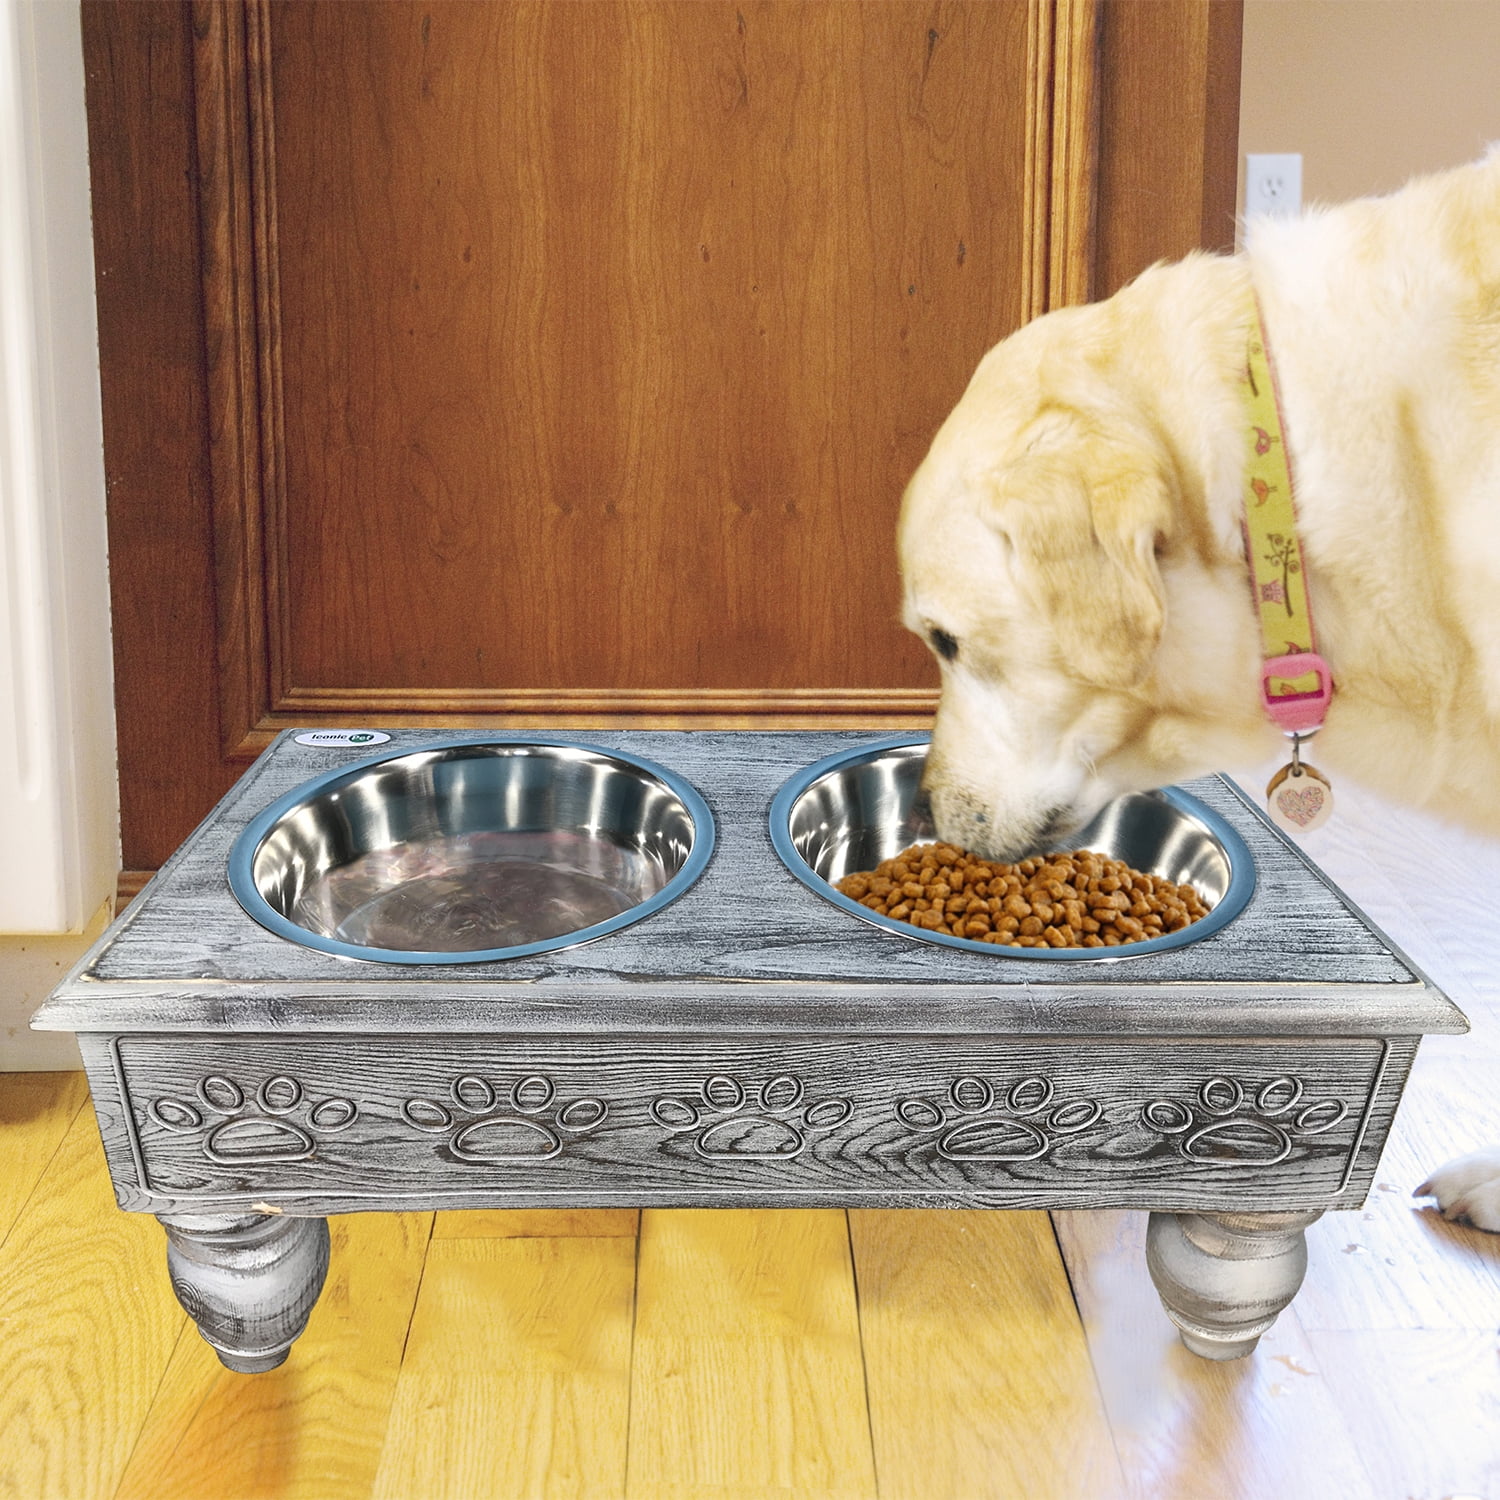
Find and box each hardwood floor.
[3,778,1498,1499]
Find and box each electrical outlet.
[1245,153,1302,219]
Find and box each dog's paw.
[1415,1148,1500,1232]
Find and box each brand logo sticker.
[292,730,392,748]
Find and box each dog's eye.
[929,627,959,662]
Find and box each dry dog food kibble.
[835,843,1210,948]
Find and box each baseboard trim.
[116,870,155,909]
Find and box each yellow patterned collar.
[1242,304,1333,734]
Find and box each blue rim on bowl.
[769,736,1256,961]
[228,735,716,964]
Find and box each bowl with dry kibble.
[769,738,1255,960]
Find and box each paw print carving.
[401,1074,607,1163]
[650,1074,852,1160]
[148,1074,358,1164]
[1142,1076,1347,1165]
[897,1074,1103,1162]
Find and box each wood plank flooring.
[4,777,1499,1498]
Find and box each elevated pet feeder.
[34,731,1465,1371]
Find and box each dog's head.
[899,301,1247,861]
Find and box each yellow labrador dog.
[899,148,1500,1225]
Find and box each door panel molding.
[189,0,1097,760]
[1023,0,1099,318]
[191,0,281,757]
[88,1,1239,865]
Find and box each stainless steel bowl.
[229,738,714,963]
[770,738,1255,960]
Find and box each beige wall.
[1240,0,1500,209]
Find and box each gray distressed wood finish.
[160,1211,330,1374]
[1145,1208,1324,1360]
[32,730,1469,1368]
[36,731,1467,1034]
[78,1031,1414,1217]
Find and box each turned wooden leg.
[1145,1208,1322,1361]
[159,1212,330,1373]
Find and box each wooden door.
[82,0,1242,876]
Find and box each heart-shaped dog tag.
[1265,762,1334,834]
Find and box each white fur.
[898,150,1500,1227]
[1416,1149,1500,1233]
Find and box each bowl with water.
[228,737,714,964]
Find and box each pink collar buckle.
[1260,651,1333,733]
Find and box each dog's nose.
[1032,805,1074,851]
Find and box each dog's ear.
[989,447,1170,688]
